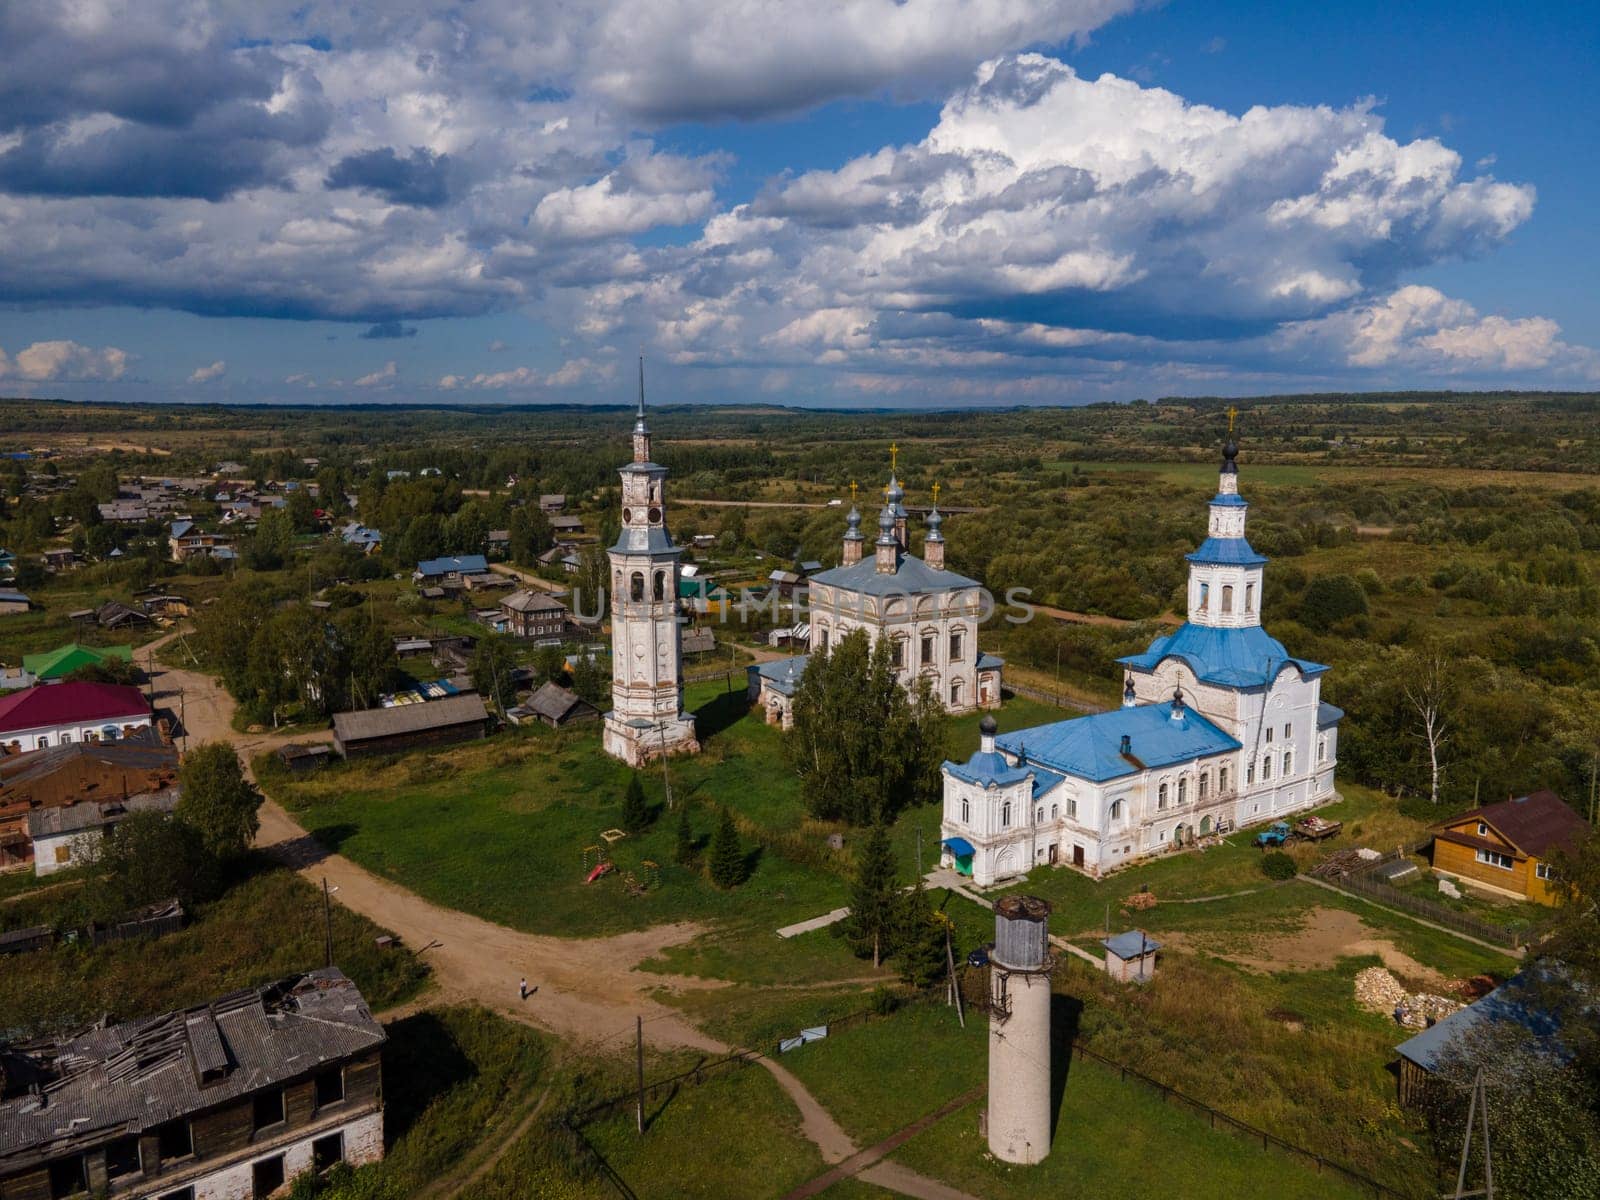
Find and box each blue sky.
[0,0,1594,407]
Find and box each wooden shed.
[331,693,491,758]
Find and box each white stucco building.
[0,681,152,755]
[602,375,699,766]
[753,467,1002,727]
[940,438,1342,885]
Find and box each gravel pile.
[1353,966,1464,1028]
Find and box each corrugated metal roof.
[1185,536,1268,566]
[0,683,150,736]
[996,701,1241,784]
[808,552,979,597]
[1119,623,1327,688]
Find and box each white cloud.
[439,356,616,390]
[0,339,129,381]
[354,360,397,386]
[188,359,227,383]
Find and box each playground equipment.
[585,861,615,885]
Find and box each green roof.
[21,643,135,680]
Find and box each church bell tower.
[602,361,700,766]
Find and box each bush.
[1260,851,1297,881]
[1298,573,1370,632]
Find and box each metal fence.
[1067,1041,1410,1199]
[1001,681,1102,714]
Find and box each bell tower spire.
[1184,417,1265,629]
[632,356,652,464]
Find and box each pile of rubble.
[1125,889,1158,911]
[1352,967,1464,1029]
[1310,847,1380,879]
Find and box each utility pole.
[1451,1068,1494,1199]
[322,878,333,968]
[916,827,923,879]
[658,725,674,810]
[944,922,965,1029]
[635,1015,646,1134]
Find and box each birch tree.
[1402,644,1455,805]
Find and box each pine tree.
[675,804,696,866]
[621,772,650,833]
[708,807,745,888]
[839,824,899,967]
[894,878,948,989]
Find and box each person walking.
[519,977,528,1002]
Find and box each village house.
[340,522,382,554]
[0,591,30,617]
[1428,790,1587,905]
[0,682,153,756]
[514,681,599,728]
[95,601,152,632]
[0,729,179,873]
[549,514,585,538]
[539,493,566,513]
[168,520,234,563]
[0,969,386,1200]
[499,589,571,639]
[412,554,488,585]
[22,643,134,683]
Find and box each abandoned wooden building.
[330,692,492,758]
[0,968,386,1200]
[514,682,599,728]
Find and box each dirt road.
[138,630,978,1198]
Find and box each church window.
[1199,772,1209,800]
[629,572,644,602]
[613,571,622,597]
[1220,766,1229,792]
[1261,755,1273,780]
[1283,749,1293,776]
[1067,797,1078,820]
[653,571,665,601]
[1051,804,1058,821]
[949,679,963,706]
[1283,722,1291,738]
[1177,777,1187,805]
[1221,585,1233,614]
[890,639,905,669]
[921,634,934,664]
[1157,783,1168,810]
[819,628,829,652]
[1245,583,1255,612]
[1036,807,1043,825]
[961,797,969,823]
[1246,761,1255,785]
[1198,582,1209,611]
[1001,801,1012,828]
[1317,738,1327,764]
[1265,727,1273,744]
[1109,799,1123,824]
[949,629,964,660]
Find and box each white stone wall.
[32,830,102,876]
[2,713,152,753]
[185,1110,384,1200]
[811,582,983,713]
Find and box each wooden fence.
[1320,843,1535,951]
[1000,681,1103,714]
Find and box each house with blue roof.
[940,435,1341,884]
[413,554,489,582]
[755,457,1003,726]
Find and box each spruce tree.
[674,804,696,866]
[839,824,899,967]
[708,807,745,888]
[895,878,948,989]
[621,772,650,833]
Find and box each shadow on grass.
[380,1011,480,1146]
[1049,991,1085,1142]
[693,688,752,741]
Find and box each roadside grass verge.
[0,856,427,1038]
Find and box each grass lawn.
[260,679,1074,948]
[0,857,428,1039]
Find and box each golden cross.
[889,442,899,472]
[931,482,941,505]
[1227,405,1238,435]
[849,480,858,503]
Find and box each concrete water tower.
[987,895,1054,1164]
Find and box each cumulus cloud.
[439,356,615,390]
[326,147,453,208]
[188,359,227,383]
[354,360,398,386]
[0,339,129,381]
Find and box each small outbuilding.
[331,692,492,758]
[516,681,599,728]
[277,743,335,773]
[1103,929,1161,983]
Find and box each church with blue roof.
[940,433,1342,885]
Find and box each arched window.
[1261,755,1273,780]
[1245,582,1255,612]
[960,796,970,823]
[1220,765,1229,792]
[1177,777,1188,805]
[1109,799,1123,823]
[1283,749,1293,776]
[1246,760,1255,785]
[1157,783,1168,810]
[1036,806,1043,825]
[630,572,644,602]
[1317,738,1327,764]
[1221,585,1234,614]
[950,678,963,706]
[949,628,965,660]
[819,628,830,652]
[1198,772,1209,799]
[653,570,665,601]
[1198,582,1209,611]
[1001,801,1012,828]
[1051,804,1058,821]
[890,638,906,669]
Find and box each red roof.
[0,682,151,735]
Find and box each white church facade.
[752,466,1002,728]
[940,438,1342,885]
[602,375,700,767]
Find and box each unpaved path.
[136,627,971,1200]
[1167,906,1449,985]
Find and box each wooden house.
[1429,790,1587,905]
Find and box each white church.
[752,458,1004,727]
[940,437,1342,884]
[601,377,700,767]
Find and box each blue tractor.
[1255,821,1292,849]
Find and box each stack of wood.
[1309,848,1367,879]
[1125,890,1158,910]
